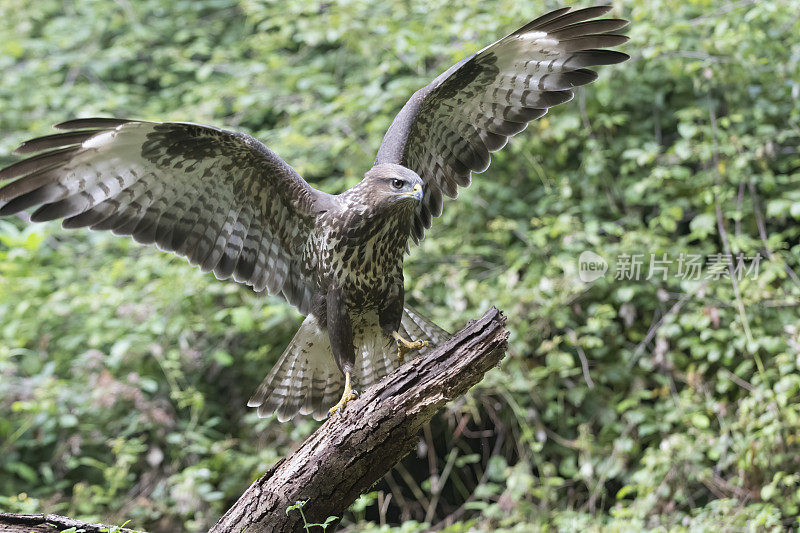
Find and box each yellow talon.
[392,331,429,362]
[329,371,357,416]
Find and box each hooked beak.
[397,183,424,203]
[412,183,423,201]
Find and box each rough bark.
[210,307,508,533]
[0,308,507,533]
[0,513,140,533]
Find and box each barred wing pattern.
[374,5,629,241]
[0,119,329,314]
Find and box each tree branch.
[0,513,140,533]
[210,307,508,533]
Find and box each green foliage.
[1,0,799,531]
[286,499,338,532]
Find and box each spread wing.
[374,5,629,242]
[0,118,333,314]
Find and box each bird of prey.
[0,5,628,421]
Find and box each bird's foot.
[392,331,429,362]
[328,372,358,417]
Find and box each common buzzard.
[0,6,628,420]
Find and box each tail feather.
[298,359,314,416]
[401,305,451,347]
[276,354,307,422]
[248,306,451,421]
[247,315,340,421]
[318,367,344,419]
[354,321,394,390]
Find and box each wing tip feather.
[53,117,134,130]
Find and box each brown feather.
[14,130,103,154]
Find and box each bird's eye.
[391,179,405,189]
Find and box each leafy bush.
[1,0,799,531]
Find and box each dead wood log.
[209,307,508,532]
[0,512,140,533]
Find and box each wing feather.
[215,204,254,281]
[236,205,267,284]
[529,5,614,32]
[374,5,629,242]
[14,130,105,154]
[0,120,332,313]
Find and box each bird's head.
[361,164,424,209]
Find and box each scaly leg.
[329,371,357,416]
[392,331,429,362]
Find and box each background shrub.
[1,0,799,530]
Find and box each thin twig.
[748,180,800,287]
[430,428,505,531]
[720,368,755,392]
[735,181,744,238]
[425,448,460,523]
[567,329,594,389]
[689,0,754,24]
[383,471,412,522]
[578,88,595,138]
[377,491,391,526]
[707,96,753,344]
[628,287,700,369]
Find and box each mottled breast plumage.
[309,193,411,309]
